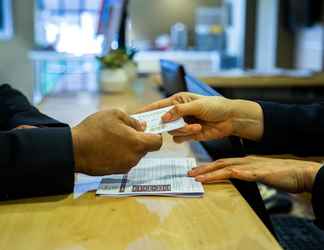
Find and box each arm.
[243,101,324,156]
[0,128,75,200]
[0,84,62,130]
[140,93,324,156]
[312,166,324,229]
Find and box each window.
[0,0,13,40]
[35,0,103,55]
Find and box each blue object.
[185,74,221,96]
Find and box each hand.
[72,109,162,175]
[188,156,322,193]
[14,125,38,130]
[139,92,264,143]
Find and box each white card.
[131,106,186,134]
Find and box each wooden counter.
[0,78,282,250]
[151,72,324,88]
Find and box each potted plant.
[98,49,137,93]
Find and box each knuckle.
[226,167,236,176]
[132,135,145,152]
[111,109,124,117]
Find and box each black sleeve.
[0,84,63,130]
[0,127,75,200]
[312,166,324,229]
[243,101,324,156]
[0,84,75,200]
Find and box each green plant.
[98,49,137,69]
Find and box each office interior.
[1,0,324,249]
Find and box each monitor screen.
[160,60,186,97]
[185,74,221,97]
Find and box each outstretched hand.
[189,156,322,193]
[139,92,264,143]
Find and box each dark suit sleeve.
[0,127,75,200]
[312,166,324,229]
[0,84,75,200]
[0,84,63,130]
[243,101,324,156]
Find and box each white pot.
[101,68,129,93]
[123,62,138,82]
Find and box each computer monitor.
[160,60,187,97]
[185,74,276,237]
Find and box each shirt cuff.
[312,166,324,229]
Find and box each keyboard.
[271,215,324,250]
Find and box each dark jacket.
[244,101,324,229]
[0,84,74,200]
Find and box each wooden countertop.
[0,78,282,250]
[151,72,324,88]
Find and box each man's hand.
[139,92,264,143]
[189,156,322,193]
[71,109,162,176]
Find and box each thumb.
[162,102,200,122]
[140,133,163,152]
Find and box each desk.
[151,72,324,88]
[0,78,282,250]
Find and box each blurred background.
[1,0,324,103]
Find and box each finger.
[162,102,201,122]
[195,168,235,183]
[173,133,211,143]
[136,98,174,113]
[14,125,37,130]
[173,135,195,144]
[169,124,202,136]
[188,160,229,176]
[120,114,146,131]
[139,133,163,152]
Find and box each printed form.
[96,158,204,197]
[131,106,186,134]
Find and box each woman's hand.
[188,156,322,193]
[139,92,264,143]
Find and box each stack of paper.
[96,158,204,197]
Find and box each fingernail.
[163,112,172,121]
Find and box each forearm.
[0,128,75,200]
[230,99,264,141]
[230,100,324,156]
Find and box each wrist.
[304,163,322,192]
[230,100,264,141]
[71,127,86,173]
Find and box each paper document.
[74,174,110,199]
[131,106,186,134]
[96,158,204,197]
